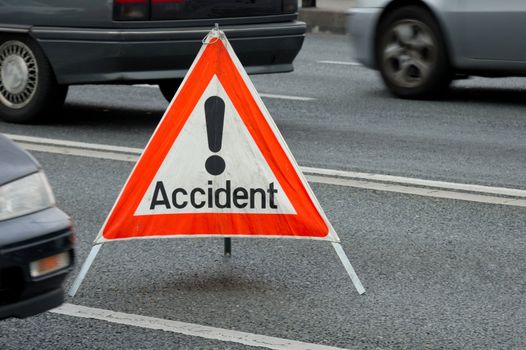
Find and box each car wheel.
[0,36,68,124]
[376,6,451,99]
[158,79,183,103]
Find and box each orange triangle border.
[96,33,338,243]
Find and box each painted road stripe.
[259,93,316,101]
[9,134,141,154]
[6,134,526,207]
[301,166,526,198]
[51,303,349,350]
[318,60,361,66]
[308,175,526,207]
[134,84,315,101]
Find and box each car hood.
[0,134,40,186]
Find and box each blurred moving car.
[349,0,526,98]
[0,134,74,320]
[0,0,305,123]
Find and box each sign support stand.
[332,242,365,295]
[68,240,366,297]
[68,244,102,297]
[224,238,232,256]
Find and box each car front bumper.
[31,21,306,85]
[0,208,74,320]
[348,7,382,69]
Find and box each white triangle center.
[135,76,296,215]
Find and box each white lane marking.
[19,142,139,162]
[301,166,526,199]
[259,93,316,101]
[9,134,141,154]
[7,134,526,207]
[317,60,362,66]
[133,84,316,101]
[308,175,526,208]
[51,303,349,350]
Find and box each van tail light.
[282,0,298,14]
[114,0,150,21]
[151,0,185,3]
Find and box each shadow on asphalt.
[131,273,281,294]
[56,102,165,127]
[444,87,526,106]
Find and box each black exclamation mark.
[204,96,226,176]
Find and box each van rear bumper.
[31,22,306,85]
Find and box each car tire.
[158,79,183,103]
[0,36,68,124]
[376,6,452,99]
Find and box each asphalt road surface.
[1,33,525,350]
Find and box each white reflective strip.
[6,133,142,154]
[307,175,526,207]
[259,93,316,101]
[8,134,526,207]
[317,60,361,66]
[17,142,139,162]
[301,167,526,199]
[51,303,350,350]
[132,85,316,101]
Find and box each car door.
[463,0,526,62]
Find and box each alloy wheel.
[0,41,39,109]
[381,20,436,88]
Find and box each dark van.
[0,0,305,123]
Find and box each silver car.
[349,0,526,98]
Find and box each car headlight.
[0,172,56,221]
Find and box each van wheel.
[158,79,183,103]
[376,6,451,99]
[0,36,67,124]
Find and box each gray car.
[0,0,304,123]
[0,133,74,319]
[349,0,526,98]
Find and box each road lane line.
[51,303,349,350]
[301,166,526,198]
[19,142,139,162]
[9,134,142,154]
[259,93,316,101]
[6,134,526,207]
[133,84,316,101]
[317,60,362,66]
[308,175,526,208]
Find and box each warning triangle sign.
[70,28,365,297]
[95,30,339,244]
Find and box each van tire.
[0,36,67,124]
[159,79,183,103]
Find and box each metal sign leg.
[332,242,366,295]
[68,244,102,297]
[224,238,231,256]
